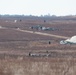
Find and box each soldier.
[49,41,51,44]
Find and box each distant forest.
[0,14,76,20]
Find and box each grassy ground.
[0,57,76,75]
[0,17,76,75]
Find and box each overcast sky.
[0,0,76,16]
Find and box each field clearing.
[0,16,76,74]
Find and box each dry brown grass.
[0,57,76,75]
[0,16,76,75]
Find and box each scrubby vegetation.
[0,16,76,75]
[0,57,76,75]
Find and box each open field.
[0,16,76,75]
[0,57,76,75]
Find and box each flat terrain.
[0,16,76,75]
[0,16,76,57]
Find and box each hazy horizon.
[0,0,76,16]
